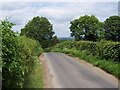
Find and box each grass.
[51,48,120,79]
[23,57,44,88]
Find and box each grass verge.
[23,57,44,88]
[51,48,120,79]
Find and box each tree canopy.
[20,16,59,48]
[104,15,120,41]
[70,15,103,41]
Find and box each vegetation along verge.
[1,20,44,88]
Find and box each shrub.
[50,40,120,62]
[98,41,120,61]
[18,36,43,76]
[2,20,24,88]
[75,41,98,55]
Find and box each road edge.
[39,53,53,88]
[62,53,120,85]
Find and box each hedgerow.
[2,20,43,88]
[97,41,120,61]
[51,40,120,62]
[18,36,43,88]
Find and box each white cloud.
[0,2,118,37]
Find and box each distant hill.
[58,37,74,41]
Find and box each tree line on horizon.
[70,15,120,42]
[20,15,119,48]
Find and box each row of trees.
[70,15,120,41]
[20,15,119,48]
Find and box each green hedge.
[2,20,43,88]
[97,41,120,61]
[75,41,98,55]
[50,40,120,62]
[18,36,43,75]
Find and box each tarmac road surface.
[41,52,119,88]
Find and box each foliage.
[2,20,23,88]
[20,16,59,48]
[0,20,2,71]
[97,40,120,61]
[23,58,44,88]
[50,40,120,62]
[70,15,104,41]
[1,20,43,88]
[104,15,120,41]
[18,36,43,74]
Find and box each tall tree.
[70,15,103,41]
[104,15,120,41]
[20,16,58,48]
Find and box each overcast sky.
[0,2,119,37]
